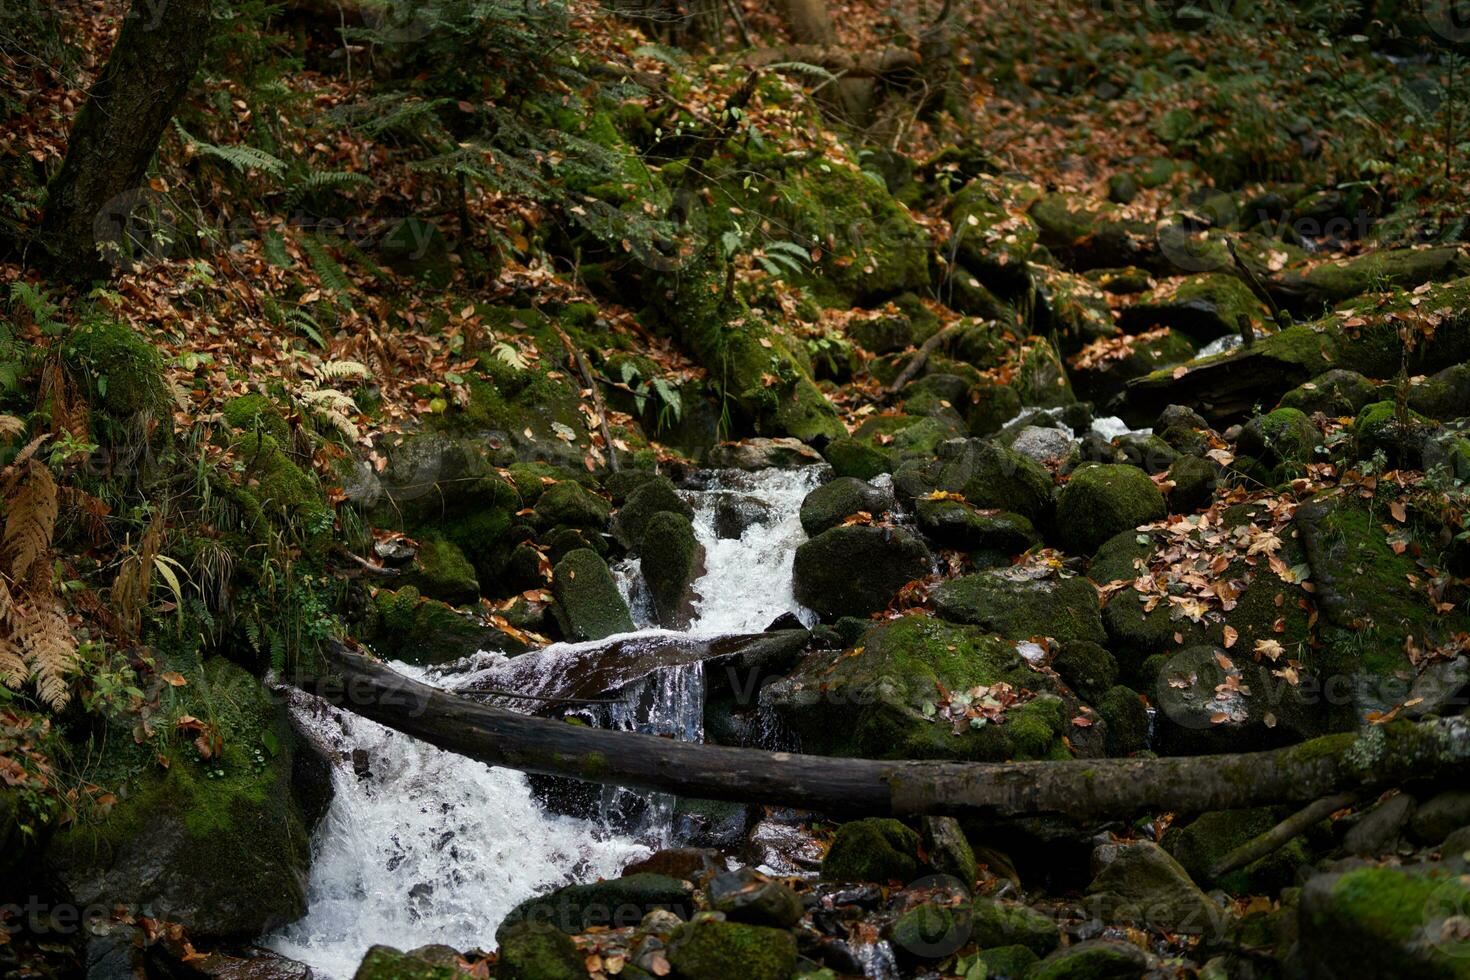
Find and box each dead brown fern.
[0,423,80,709]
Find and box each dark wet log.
[306,642,1470,821]
[458,629,811,711]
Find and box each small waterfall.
[267,466,822,978]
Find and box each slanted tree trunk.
[38,0,214,277]
[306,643,1470,822]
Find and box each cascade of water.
[266,466,823,978]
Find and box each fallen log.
[305,642,1470,821]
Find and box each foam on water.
[266,466,823,977]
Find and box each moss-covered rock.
[1278,369,1378,418]
[400,532,479,604]
[913,499,1039,561]
[970,897,1061,956]
[1166,455,1218,513]
[977,944,1040,979]
[640,511,704,629]
[534,480,612,531]
[928,440,1055,524]
[551,548,635,641]
[611,476,692,550]
[1052,641,1118,703]
[1239,406,1322,471]
[62,318,170,419]
[1095,684,1149,756]
[946,175,1042,297]
[886,901,971,963]
[351,945,461,980]
[666,917,798,980]
[1029,939,1149,980]
[1286,245,1469,310]
[1070,327,1197,404]
[966,380,1025,437]
[1409,362,1470,422]
[763,616,1067,761]
[1053,463,1166,556]
[1298,867,1470,979]
[1033,266,1117,350]
[230,431,333,535]
[799,477,894,537]
[821,817,922,883]
[497,873,694,939]
[495,921,584,980]
[931,567,1104,644]
[222,393,290,444]
[45,659,313,940]
[823,436,892,479]
[792,525,931,619]
[1085,839,1222,934]
[1030,192,1152,270]
[1165,807,1309,894]
[1118,273,1268,342]
[365,586,514,663]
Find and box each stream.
[264,466,826,978]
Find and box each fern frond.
[174,121,288,177]
[300,235,356,304]
[282,170,372,212]
[16,592,76,710]
[0,578,24,690]
[315,360,370,382]
[0,415,24,440]
[4,460,57,582]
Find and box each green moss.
[1095,685,1149,756]
[550,548,634,641]
[947,175,1041,296]
[970,897,1061,956]
[1302,867,1470,979]
[221,393,290,443]
[822,817,921,882]
[612,476,692,549]
[823,437,892,479]
[931,569,1105,644]
[401,532,479,604]
[767,616,1067,761]
[1165,807,1308,894]
[534,480,611,530]
[667,918,798,980]
[230,432,332,535]
[351,945,462,980]
[62,318,169,418]
[640,510,701,626]
[365,586,502,664]
[1299,246,1467,306]
[978,944,1041,979]
[1054,464,1166,557]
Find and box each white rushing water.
[266,466,822,978]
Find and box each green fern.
[282,170,372,212]
[299,235,355,306]
[173,121,287,178]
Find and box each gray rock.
[706,868,804,928]
[1085,840,1223,934]
[710,491,773,539]
[707,438,824,470]
[1011,426,1079,470]
[1343,792,1416,856]
[1410,791,1470,847]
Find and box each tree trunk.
[38,0,214,277]
[306,643,1470,822]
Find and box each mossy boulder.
[534,480,612,531]
[1095,684,1149,756]
[62,318,170,418]
[496,873,694,939]
[1409,362,1470,422]
[1287,245,1469,310]
[792,525,931,619]
[222,393,290,444]
[927,440,1055,524]
[1165,807,1309,894]
[1071,327,1197,404]
[1278,369,1378,418]
[1085,840,1222,934]
[640,511,705,629]
[229,431,333,535]
[799,477,894,537]
[550,548,635,641]
[365,586,517,663]
[351,945,461,980]
[913,499,1040,561]
[970,897,1061,956]
[666,917,798,980]
[400,532,479,604]
[763,616,1068,761]
[821,817,921,883]
[966,380,1025,436]
[1354,399,1435,466]
[495,922,584,980]
[1052,641,1119,703]
[1030,939,1149,980]
[931,567,1104,644]
[1166,455,1218,513]
[947,175,1041,297]
[1298,867,1470,979]
[977,944,1040,979]
[886,901,972,963]
[1296,495,1470,715]
[1053,463,1166,556]
[1030,192,1152,270]
[823,437,892,479]
[1033,266,1117,350]
[778,164,931,304]
[45,659,313,940]
[611,476,692,550]
[1118,273,1268,342]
